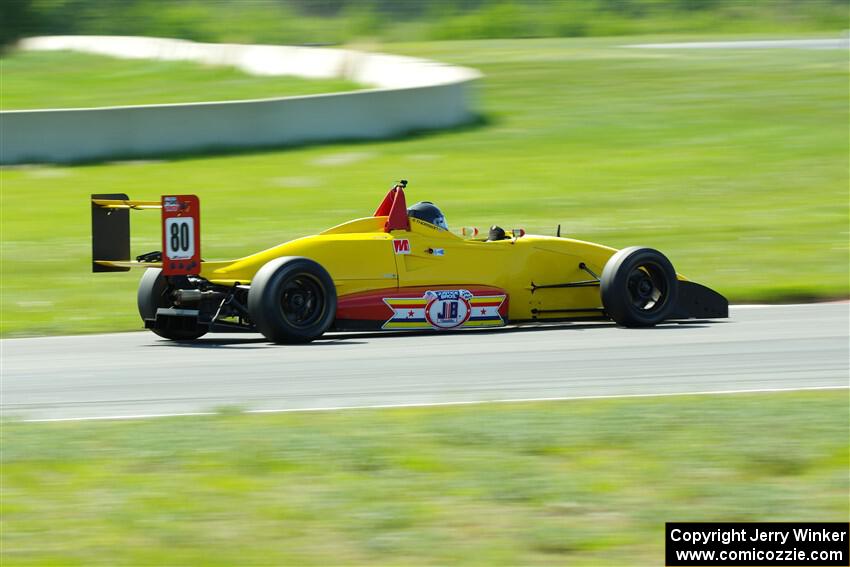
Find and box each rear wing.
[91,194,201,275]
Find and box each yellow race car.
[91,180,727,343]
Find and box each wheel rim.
[626,262,668,313]
[279,274,325,329]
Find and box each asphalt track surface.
[2,304,848,421]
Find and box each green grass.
[1,36,848,336]
[0,51,363,110]
[2,391,847,565]
[6,0,847,47]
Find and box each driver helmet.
[407,201,448,230]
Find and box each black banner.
[666,522,849,566]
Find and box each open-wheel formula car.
[91,180,727,343]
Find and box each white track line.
[626,39,850,50]
[732,302,847,309]
[20,385,849,423]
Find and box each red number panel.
[161,195,201,276]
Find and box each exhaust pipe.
[174,289,203,305]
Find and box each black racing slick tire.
[247,257,337,344]
[600,246,679,327]
[137,268,207,341]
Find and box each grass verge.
[5,0,847,47]
[1,36,848,336]
[0,50,363,110]
[2,391,848,565]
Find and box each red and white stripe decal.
[336,286,509,322]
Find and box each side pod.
[671,281,729,320]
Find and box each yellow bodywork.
[196,215,624,322]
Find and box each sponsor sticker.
[383,289,506,330]
[163,196,180,213]
[393,239,411,255]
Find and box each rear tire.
[600,247,678,327]
[137,268,207,341]
[247,257,336,344]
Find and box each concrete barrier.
[0,36,482,164]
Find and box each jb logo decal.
[424,290,472,329]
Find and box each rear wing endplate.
[91,194,201,275]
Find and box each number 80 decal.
[161,195,201,275]
[165,218,194,259]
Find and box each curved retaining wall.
[0,36,482,164]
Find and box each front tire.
[247,257,336,344]
[600,247,678,327]
[137,268,207,341]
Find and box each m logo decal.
[393,239,411,255]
